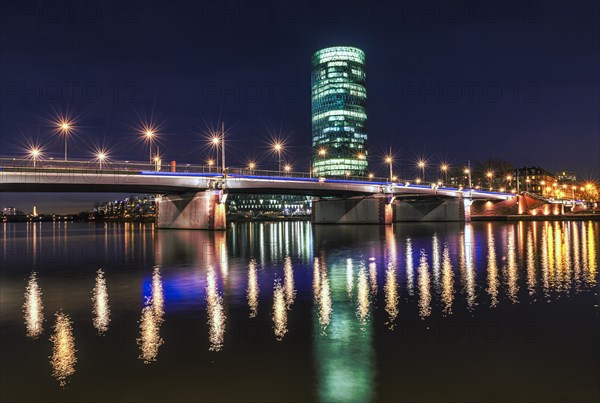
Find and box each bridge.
[0,157,536,229]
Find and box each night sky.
[1,0,598,213]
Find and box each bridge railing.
[0,157,484,191]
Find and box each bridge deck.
[0,164,514,200]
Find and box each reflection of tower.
[312,46,368,176]
[32,206,37,217]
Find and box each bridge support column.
[312,195,393,225]
[156,190,226,230]
[393,198,471,222]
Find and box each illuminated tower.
[312,46,368,177]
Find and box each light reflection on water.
[2,220,598,401]
[91,269,110,334]
[49,311,77,387]
[23,271,44,338]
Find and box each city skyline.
[1,1,599,214]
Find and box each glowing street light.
[283,163,292,174]
[440,163,449,184]
[318,148,327,157]
[57,118,74,162]
[96,151,108,169]
[385,155,393,182]
[272,140,284,172]
[29,147,41,168]
[247,161,257,172]
[486,170,494,189]
[417,160,426,182]
[143,128,156,164]
[210,134,221,170]
[464,167,472,188]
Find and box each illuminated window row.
[312,109,367,122]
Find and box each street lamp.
[211,134,221,170]
[207,158,215,171]
[486,170,494,189]
[144,129,155,164]
[417,160,426,182]
[248,161,256,173]
[464,168,472,188]
[96,151,107,170]
[283,163,292,174]
[440,163,449,184]
[30,147,41,168]
[58,118,73,162]
[273,141,284,172]
[385,155,393,182]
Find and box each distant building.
[514,166,556,195]
[2,206,18,216]
[227,194,311,216]
[95,195,156,219]
[557,170,577,184]
[311,46,368,177]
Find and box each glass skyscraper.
[312,46,368,177]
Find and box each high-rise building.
[311,46,368,177]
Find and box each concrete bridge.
[0,158,518,229]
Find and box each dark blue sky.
[1,0,598,213]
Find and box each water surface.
[0,221,598,402]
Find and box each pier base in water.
[156,191,226,230]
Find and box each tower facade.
[311,46,368,176]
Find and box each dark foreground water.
[0,221,598,402]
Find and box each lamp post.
[97,151,107,170]
[30,148,40,168]
[273,142,284,172]
[385,155,393,182]
[211,135,220,171]
[145,130,155,164]
[418,160,426,182]
[59,120,72,162]
[440,163,449,185]
[464,166,472,189]
[486,171,494,189]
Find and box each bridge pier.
[312,195,393,225]
[393,198,471,222]
[155,190,226,230]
